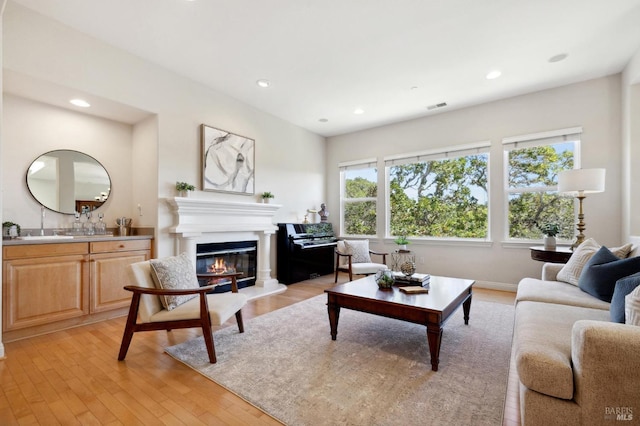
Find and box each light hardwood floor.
[0,275,518,425]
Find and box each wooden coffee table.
[325,275,474,371]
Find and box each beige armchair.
[334,239,388,282]
[118,257,247,363]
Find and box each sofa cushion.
[557,239,632,286]
[149,252,200,310]
[516,278,611,310]
[514,301,610,399]
[626,283,640,326]
[578,246,640,302]
[610,273,640,323]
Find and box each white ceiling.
[8,0,640,137]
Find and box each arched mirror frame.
[26,149,112,215]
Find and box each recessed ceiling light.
[256,79,270,88]
[70,99,90,107]
[486,70,502,80]
[353,108,364,115]
[549,53,568,63]
[318,118,329,123]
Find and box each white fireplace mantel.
[166,197,285,297]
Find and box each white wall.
[2,3,326,260]
[2,94,134,230]
[622,45,640,239]
[0,0,6,359]
[327,75,623,287]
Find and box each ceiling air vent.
[427,102,447,111]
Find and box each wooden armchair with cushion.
[118,253,248,364]
[335,239,389,282]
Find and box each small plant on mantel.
[261,191,275,203]
[176,181,195,197]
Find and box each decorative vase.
[400,261,416,277]
[179,190,191,198]
[375,269,395,290]
[544,235,556,250]
[263,198,271,204]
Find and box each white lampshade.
[557,168,606,195]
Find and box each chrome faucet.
[40,205,45,236]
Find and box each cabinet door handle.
[119,244,125,248]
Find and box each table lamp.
[557,168,605,249]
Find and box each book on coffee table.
[392,272,430,286]
[398,286,429,294]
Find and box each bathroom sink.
[17,235,74,240]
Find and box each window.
[339,159,377,236]
[503,127,580,240]
[385,143,490,239]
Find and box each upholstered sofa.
[511,241,640,425]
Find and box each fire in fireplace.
[196,241,257,293]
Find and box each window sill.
[501,240,572,249]
[384,238,493,248]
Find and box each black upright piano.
[277,223,337,284]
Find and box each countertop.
[2,234,153,246]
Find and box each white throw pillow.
[149,252,200,310]
[556,239,633,286]
[343,240,372,264]
[625,284,640,326]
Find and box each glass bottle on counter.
[95,213,107,235]
[71,212,84,235]
[84,212,95,236]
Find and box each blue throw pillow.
[578,246,640,302]
[610,273,640,322]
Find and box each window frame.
[339,158,378,238]
[384,141,491,241]
[502,127,582,242]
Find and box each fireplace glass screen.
[196,241,257,293]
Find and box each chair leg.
[118,293,141,361]
[201,324,217,364]
[198,293,217,363]
[235,310,245,333]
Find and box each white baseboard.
[474,280,517,293]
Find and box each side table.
[529,246,572,263]
[391,250,415,271]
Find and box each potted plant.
[394,235,410,251]
[2,221,21,239]
[261,191,275,203]
[539,223,559,250]
[176,181,195,197]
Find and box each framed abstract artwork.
[201,124,255,195]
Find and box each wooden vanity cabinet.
[2,238,151,341]
[3,243,89,333]
[89,240,150,313]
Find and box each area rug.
[166,294,515,426]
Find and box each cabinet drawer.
[3,242,88,260]
[90,239,151,253]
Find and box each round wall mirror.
[26,150,111,215]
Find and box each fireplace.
[167,197,287,300]
[196,240,257,293]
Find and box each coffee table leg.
[327,302,341,340]
[463,293,472,325]
[426,324,442,371]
